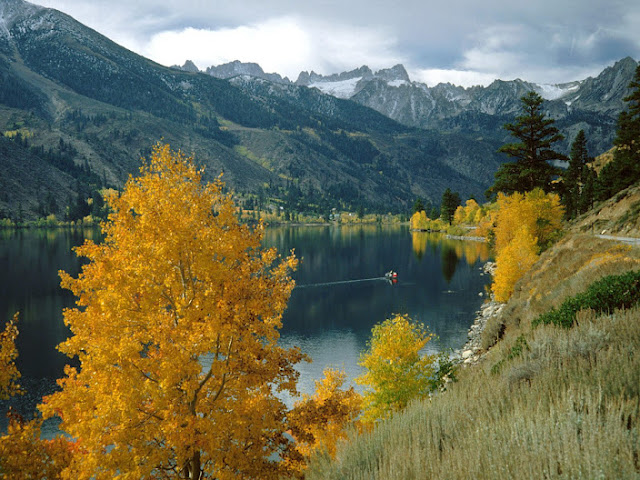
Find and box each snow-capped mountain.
[208,56,636,156]
[295,64,410,99]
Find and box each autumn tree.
[491,189,564,301]
[0,314,74,479]
[40,144,305,480]
[356,314,436,423]
[492,226,539,302]
[0,411,74,480]
[0,313,21,400]
[489,91,564,196]
[493,188,564,253]
[287,368,361,473]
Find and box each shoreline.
[452,261,503,365]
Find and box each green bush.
[533,270,640,328]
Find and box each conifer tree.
[440,188,461,225]
[562,130,592,219]
[489,91,565,196]
[597,64,640,199]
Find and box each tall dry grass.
[481,234,640,350]
[303,307,640,479]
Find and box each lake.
[0,225,490,429]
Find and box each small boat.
[385,270,398,280]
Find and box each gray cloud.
[36,0,640,86]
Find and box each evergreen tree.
[412,198,425,214]
[440,188,461,225]
[578,166,597,214]
[489,92,565,196]
[562,130,592,219]
[597,64,640,200]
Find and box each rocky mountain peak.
[0,0,43,37]
[295,65,374,86]
[375,64,410,84]
[172,59,199,73]
[205,60,288,84]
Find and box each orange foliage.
[40,144,305,480]
[0,313,21,400]
[0,411,74,480]
[288,368,361,472]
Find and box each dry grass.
[481,234,640,350]
[303,307,640,480]
[570,181,640,237]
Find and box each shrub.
[533,270,640,328]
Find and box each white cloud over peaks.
[410,69,498,88]
[142,17,312,77]
[141,17,404,79]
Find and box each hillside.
[302,182,640,479]
[569,180,640,237]
[0,0,509,220]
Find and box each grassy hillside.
[302,188,640,479]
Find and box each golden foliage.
[410,211,446,232]
[492,226,539,302]
[0,313,21,400]
[491,189,564,302]
[494,189,564,252]
[0,411,74,480]
[40,144,305,480]
[356,315,435,423]
[453,199,481,225]
[288,368,362,472]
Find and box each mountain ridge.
[0,0,510,220]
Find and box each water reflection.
[1,226,491,416]
[264,226,492,399]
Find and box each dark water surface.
[1,226,490,427]
[268,226,491,399]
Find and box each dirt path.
[596,234,640,245]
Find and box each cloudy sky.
[36,0,640,87]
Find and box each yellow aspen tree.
[453,205,466,225]
[0,313,21,400]
[40,144,305,480]
[494,189,564,254]
[287,368,361,473]
[492,226,539,302]
[0,412,75,480]
[464,199,480,223]
[356,314,436,423]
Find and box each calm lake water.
[0,225,490,428]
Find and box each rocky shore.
[452,262,504,366]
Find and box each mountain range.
[191,56,638,157]
[0,0,637,220]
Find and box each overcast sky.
[36,0,640,87]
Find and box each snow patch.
[308,77,362,99]
[537,82,580,100]
[387,79,408,88]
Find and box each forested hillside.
[0,0,506,220]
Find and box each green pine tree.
[440,188,460,225]
[562,130,591,219]
[488,91,565,196]
[597,64,640,200]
